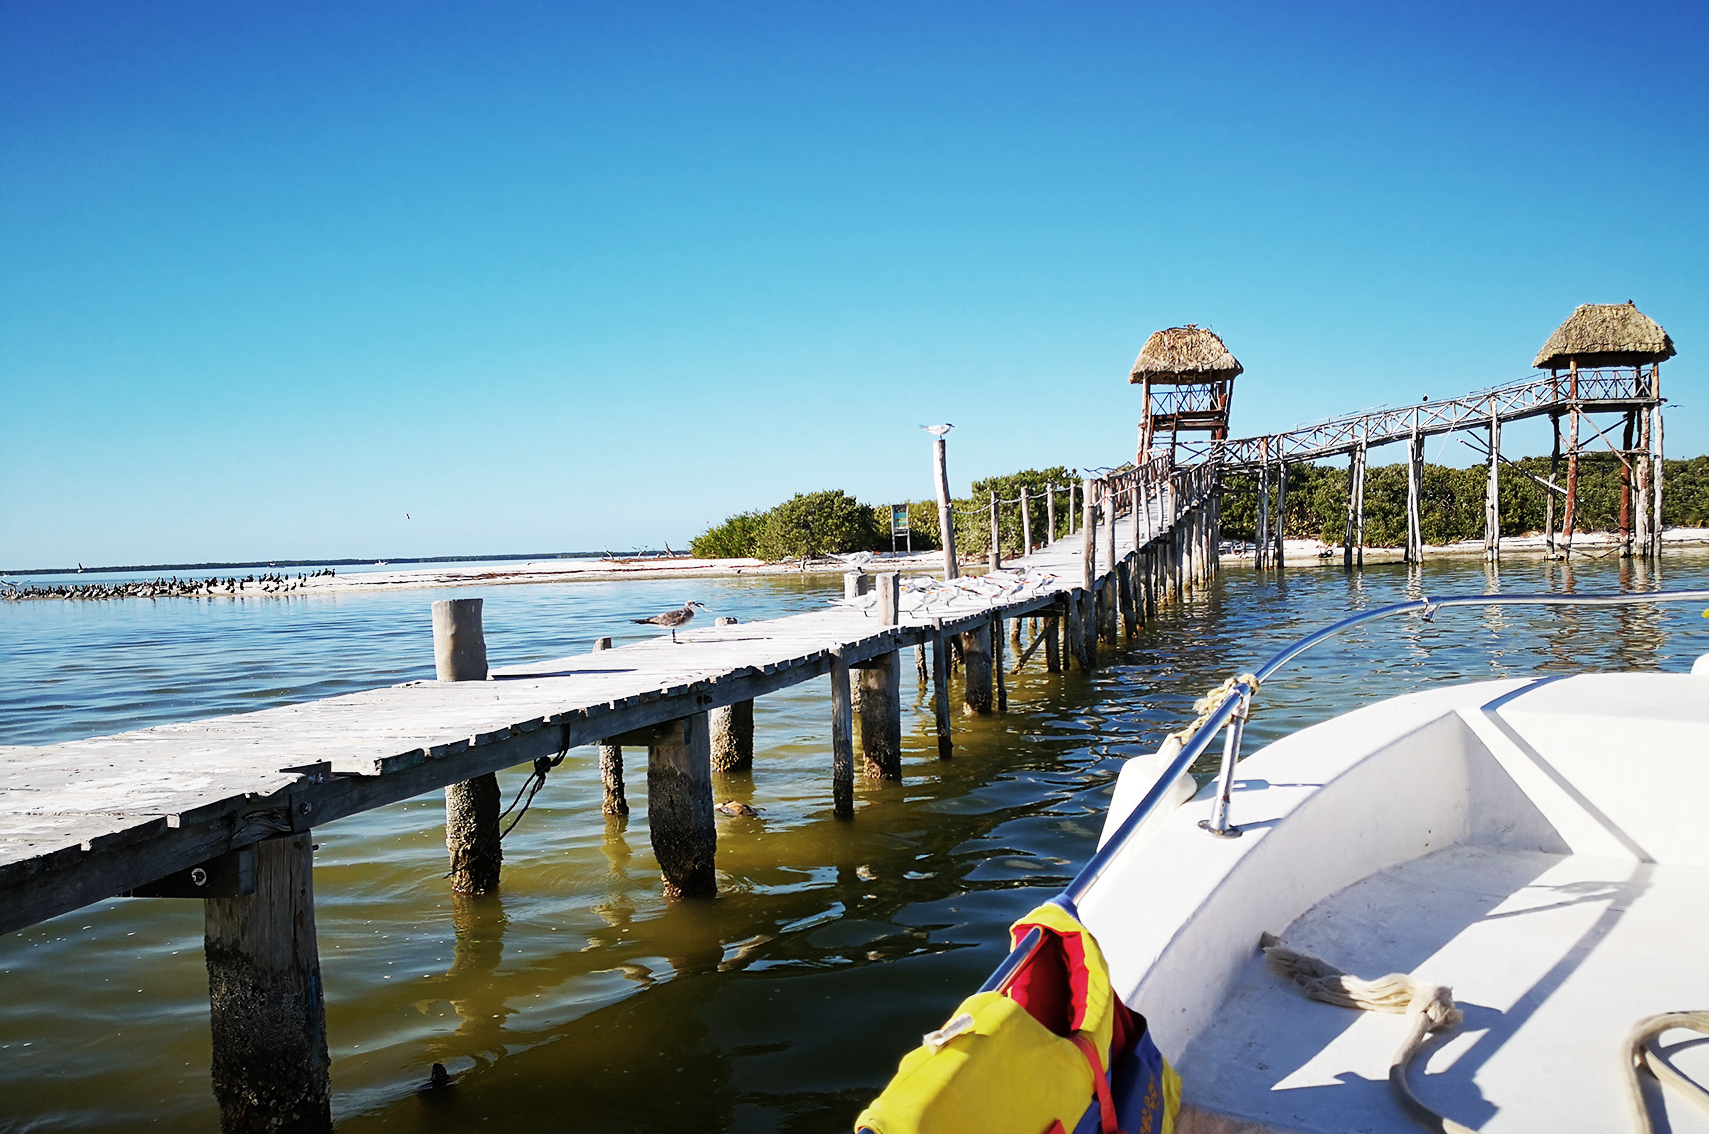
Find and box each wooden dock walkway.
[0,462,1217,1132]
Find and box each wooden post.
[1255,459,1270,569]
[1653,405,1665,558]
[933,436,959,581]
[434,599,500,895]
[1620,410,1636,558]
[916,643,929,684]
[1046,484,1057,544]
[1405,417,1424,565]
[204,833,331,1134]
[1020,486,1032,554]
[647,713,716,896]
[1342,449,1358,569]
[1563,375,1580,559]
[961,621,993,715]
[858,651,902,780]
[1547,410,1561,558]
[992,617,1007,712]
[593,637,630,813]
[1354,436,1367,568]
[930,625,952,758]
[844,571,870,600]
[1273,462,1288,568]
[989,489,1001,570]
[1636,408,1652,558]
[1080,479,1098,670]
[1485,400,1501,562]
[708,619,754,775]
[1044,613,1061,673]
[1068,481,1078,535]
[830,651,855,816]
[1118,557,1136,637]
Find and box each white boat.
[857,591,1709,1134]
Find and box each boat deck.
[1179,845,1709,1133]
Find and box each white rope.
[1261,933,1471,1134]
[1622,1011,1709,1134]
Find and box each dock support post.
[933,437,959,581]
[1342,450,1358,568]
[204,833,331,1134]
[1273,462,1288,568]
[1046,484,1057,544]
[1020,486,1032,554]
[1620,411,1636,558]
[931,624,952,758]
[1547,411,1561,558]
[708,618,754,774]
[993,617,1007,711]
[1405,420,1424,565]
[858,651,902,779]
[1485,401,1501,562]
[648,713,716,897]
[830,653,855,815]
[1080,479,1098,670]
[1255,459,1270,569]
[1119,557,1137,637]
[591,637,630,813]
[1098,486,1118,643]
[960,621,993,715]
[1044,612,1061,673]
[1653,405,1665,558]
[1636,408,1652,558]
[1563,388,1580,559]
[1354,436,1367,568]
[434,598,501,895]
[988,490,1001,570]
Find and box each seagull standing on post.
[921,423,954,437]
[633,600,706,643]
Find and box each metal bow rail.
[980,587,1709,996]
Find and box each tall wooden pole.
[1080,477,1097,671]
[933,437,959,581]
[1343,448,1358,569]
[1620,410,1636,558]
[435,598,500,896]
[1255,458,1270,570]
[830,653,854,816]
[1273,461,1288,568]
[1547,410,1561,558]
[1484,398,1501,562]
[1405,414,1424,565]
[1353,437,1366,569]
[930,624,952,759]
[988,489,1001,570]
[1563,363,1580,559]
[1046,484,1057,544]
[1020,485,1032,554]
[1653,403,1665,558]
[1636,408,1652,558]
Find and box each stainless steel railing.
[979,588,1709,995]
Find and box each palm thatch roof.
[1129,324,1243,385]
[1533,301,1675,371]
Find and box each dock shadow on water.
[2,557,1707,1131]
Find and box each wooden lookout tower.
[1130,324,1242,465]
[1533,301,1672,559]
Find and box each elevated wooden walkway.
[0,462,1218,1130]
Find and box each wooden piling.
[589,637,630,814]
[960,621,993,715]
[844,572,870,600]
[204,833,331,1134]
[1653,405,1665,558]
[1273,462,1288,568]
[1080,479,1098,669]
[706,618,755,775]
[857,651,902,780]
[1255,459,1270,569]
[1046,484,1057,545]
[989,490,1001,570]
[1563,399,1580,558]
[434,599,501,895]
[1405,419,1424,565]
[1044,613,1061,673]
[933,437,959,581]
[1353,436,1367,568]
[992,617,1007,712]
[1636,408,1652,557]
[1620,411,1636,558]
[646,713,716,897]
[1020,486,1032,554]
[830,652,855,815]
[1118,557,1137,637]
[931,625,952,758]
[1547,411,1561,558]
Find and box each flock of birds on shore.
[1,568,338,601]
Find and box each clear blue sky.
[2,2,1704,569]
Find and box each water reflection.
[444,894,512,1062]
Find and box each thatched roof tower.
[1129,324,1244,386]
[1533,301,1675,372]
[1130,324,1242,462]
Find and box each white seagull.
[921,424,954,437]
[632,600,707,643]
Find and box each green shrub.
[689,511,765,559]
[754,490,888,560]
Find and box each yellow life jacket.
[854,902,1180,1134]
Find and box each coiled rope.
[1622,1011,1709,1134]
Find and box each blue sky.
[2,1,1704,568]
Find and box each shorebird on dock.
[633,600,706,642]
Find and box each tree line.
[691,456,1708,561]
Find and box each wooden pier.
[0,462,1218,1132]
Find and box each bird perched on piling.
[633,600,706,643]
[920,423,954,437]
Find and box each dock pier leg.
[931,626,952,758]
[831,652,855,815]
[647,713,716,897]
[708,618,754,774]
[960,622,993,715]
[592,637,629,814]
[204,833,331,1134]
[1405,424,1425,565]
[857,651,902,780]
[435,599,502,894]
[1118,558,1137,637]
[1044,612,1061,673]
[992,617,1007,712]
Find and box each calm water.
[2,555,1707,1132]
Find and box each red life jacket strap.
[1069,1033,1123,1134]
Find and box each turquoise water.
[1,554,1706,1132]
